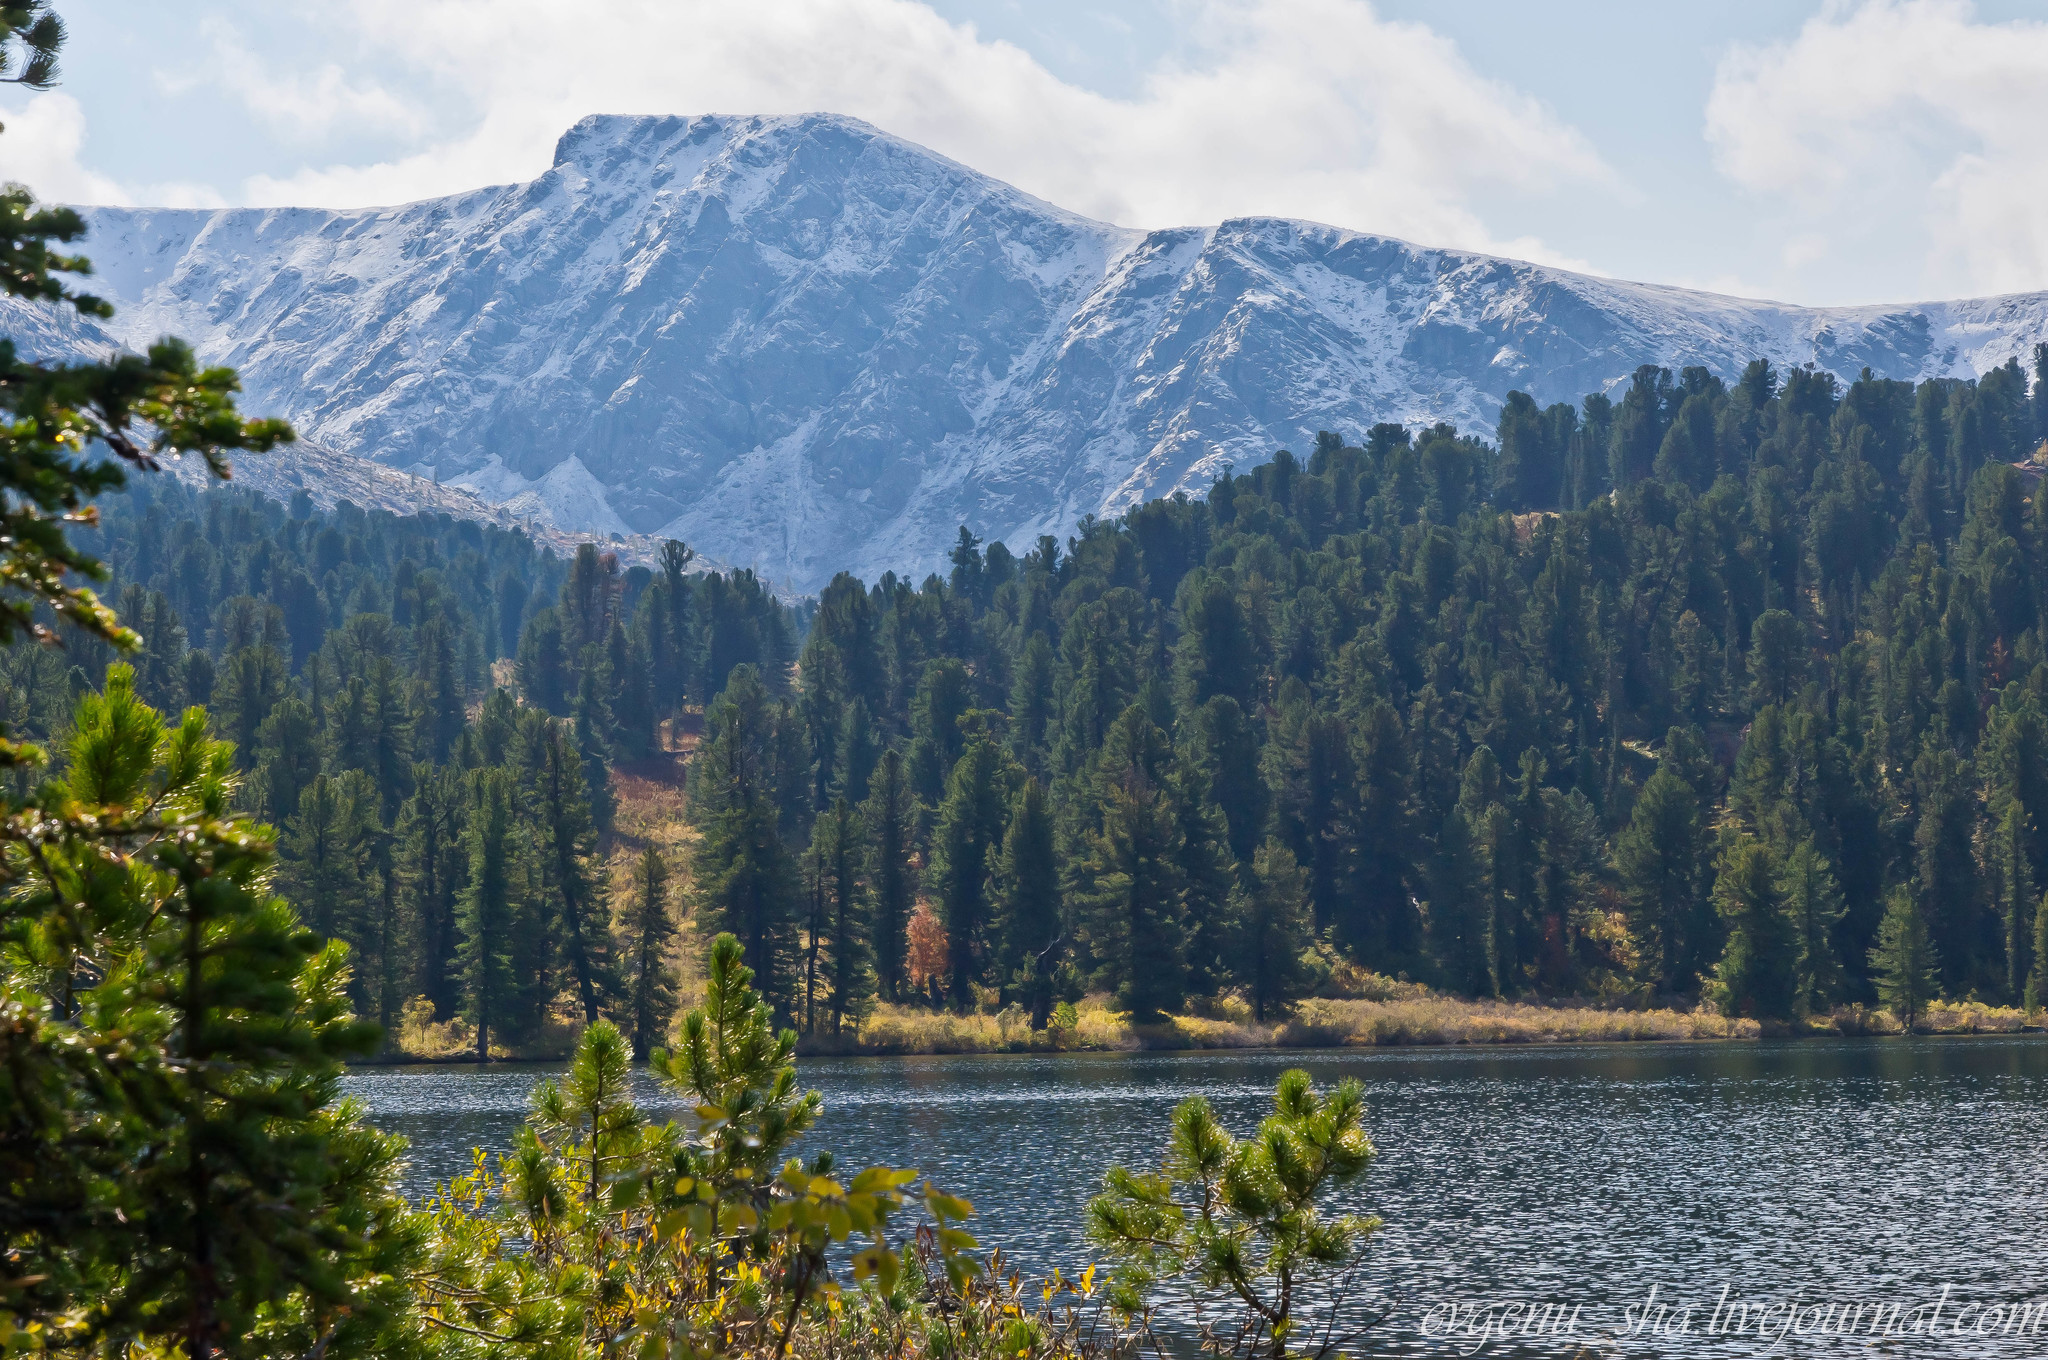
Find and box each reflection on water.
[345,1037,2048,1357]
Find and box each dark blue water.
[344,1037,2048,1357]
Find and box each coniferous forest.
[16,353,2048,1047]
[14,7,2048,1358]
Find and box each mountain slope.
[56,113,2048,590]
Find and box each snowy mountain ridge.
[51,112,2048,590]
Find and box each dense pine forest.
[14,352,2048,1046]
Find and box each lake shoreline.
[357,994,2042,1064]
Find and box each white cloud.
[0,92,225,207]
[0,92,129,203]
[1707,0,2048,297]
[193,17,423,144]
[231,0,1611,265]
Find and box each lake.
[344,1037,2048,1357]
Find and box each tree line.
[7,479,800,1055]
[27,348,2048,1034]
[686,354,2048,1028]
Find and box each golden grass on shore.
[380,989,2039,1062]
[792,992,1770,1056]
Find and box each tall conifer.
[620,845,678,1059]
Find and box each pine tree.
[1075,743,1187,1022]
[1244,839,1316,1022]
[1181,695,1264,869]
[395,763,467,1017]
[864,748,916,1002]
[1869,884,1940,1033]
[691,672,801,1021]
[610,616,657,760]
[992,777,1061,1018]
[907,658,973,809]
[457,768,527,1059]
[1172,572,1258,710]
[1614,766,1704,992]
[45,673,403,1357]
[1913,744,1981,994]
[571,642,618,832]
[1707,836,1799,1021]
[930,734,1017,1008]
[535,721,617,1023]
[517,606,571,715]
[411,615,466,763]
[620,845,677,1059]
[1991,800,2036,1002]
[1008,631,1055,774]
[253,693,322,825]
[278,772,375,968]
[1428,804,1491,995]
[817,796,873,1034]
[1174,763,1240,996]
[214,643,287,764]
[1264,692,1354,937]
[1779,838,1845,1017]
[834,695,880,804]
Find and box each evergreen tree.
[517,605,571,715]
[1913,745,1982,994]
[691,669,801,1020]
[907,657,973,809]
[277,773,375,975]
[1181,695,1265,869]
[411,615,466,763]
[816,796,873,1034]
[395,763,467,1017]
[1244,839,1317,1021]
[1779,838,1845,1017]
[536,721,617,1023]
[330,656,413,820]
[253,693,321,825]
[1990,800,2036,1003]
[1708,836,1799,1021]
[1174,764,1240,996]
[620,845,678,1059]
[929,732,1017,1008]
[571,642,619,832]
[23,673,405,1358]
[1614,766,1704,992]
[1074,711,1188,1021]
[609,615,657,760]
[1008,631,1055,773]
[1869,884,1941,1032]
[1172,572,1258,709]
[991,776,1061,1017]
[1428,804,1492,996]
[863,747,916,1002]
[834,696,880,804]
[457,768,527,1059]
[213,643,287,763]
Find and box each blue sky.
[7,1,2048,306]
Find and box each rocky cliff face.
[57,113,2048,590]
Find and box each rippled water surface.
[345,1038,2048,1357]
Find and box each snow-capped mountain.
[57,113,2048,591]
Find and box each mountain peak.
[52,116,2048,591]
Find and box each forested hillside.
[692,351,2048,1028]
[16,349,2048,1048]
[4,478,799,1056]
